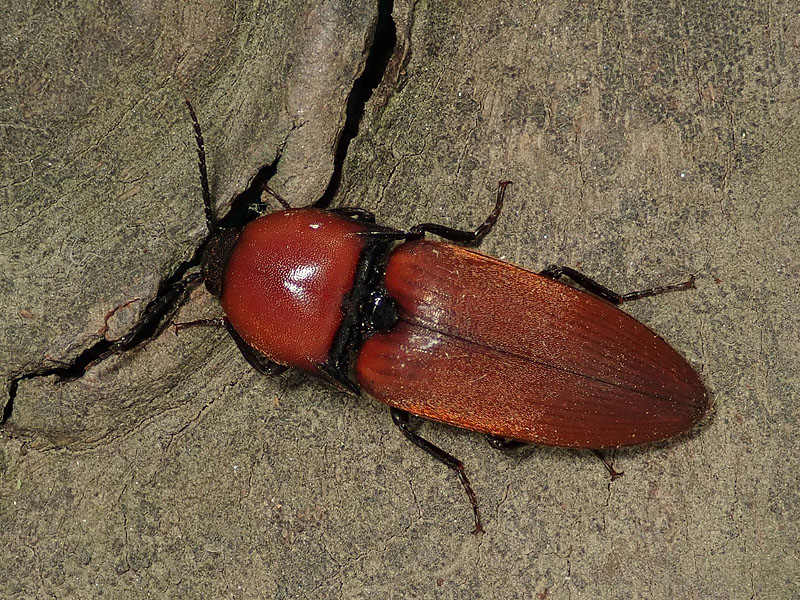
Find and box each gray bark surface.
[1,1,797,598]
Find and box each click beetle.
[179,101,709,532]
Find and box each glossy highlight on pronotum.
[178,101,710,533]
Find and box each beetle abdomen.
[356,240,709,448]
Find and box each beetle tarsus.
[591,449,625,481]
[173,317,226,335]
[618,273,697,302]
[408,180,511,246]
[391,408,483,534]
[261,184,293,210]
[540,265,696,305]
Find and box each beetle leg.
[390,408,483,534]
[591,449,625,481]
[355,229,409,241]
[173,317,226,333]
[486,434,527,450]
[329,207,376,222]
[540,265,696,305]
[173,316,288,376]
[111,271,201,350]
[224,320,289,376]
[407,180,512,246]
[261,184,293,210]
[353,220,410,240]
[487,438,624,480]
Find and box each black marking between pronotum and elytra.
[317,233,400,393]
[312,182,513,395]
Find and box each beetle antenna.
[184,99,215,232]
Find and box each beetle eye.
[201,227,240,297]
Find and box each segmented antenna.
[185,99,214,231]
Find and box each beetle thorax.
[219,209,373,372]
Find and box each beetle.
[179,101,709,532]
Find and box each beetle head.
[201,227,240,297]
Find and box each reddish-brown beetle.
[181,102,709,532]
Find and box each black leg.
[486,434,527,451]
[184,99,215,231]
[173,317,287,376]
[225,321,288,376]
[540,265,696,305]
[408,181,512,246]
[355,229,410,241]
[111,271,202,350]
[390,408,483,534]
[591,449,624,481]
[329,207,376,222]
[173,317,226,333]
[261,184,293,210]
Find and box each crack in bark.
[2,3,399,434]
[1,148,284,428]
[316,0,397,207]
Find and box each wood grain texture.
[356,240,709,448]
